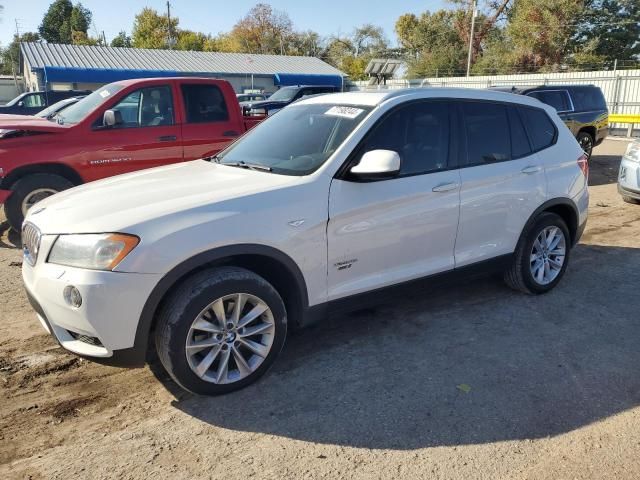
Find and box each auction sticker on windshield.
[325,106,365,119]
[99,90,111,98]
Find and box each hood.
[0,117,69,134]
[26,160,300,234]
[0,114,45,123]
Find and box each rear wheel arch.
[137,244,310,361]
[523,198,579,246]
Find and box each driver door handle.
[521,165,542,174]
[158,135,177,142]
[432,182,459,193]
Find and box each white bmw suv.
[22,88,589,395]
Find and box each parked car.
[0,77,263,229]
[0,96,87,124]
[243,85,340,116]
[236,93,268,105]
[22,88,589,395]
[492,84,608,159]
[618,138,640,204]
[0,89,91,116]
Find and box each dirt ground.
[1,139,640,480]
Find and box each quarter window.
[356,101,450,176]
[182,84,229,123]
[461,102,511,165]
[519,107,557,151]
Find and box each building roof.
[21,42,344,77]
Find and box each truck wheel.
[4,174,74,230]
[504,212,571,295]
[155,266,287,395]
[577,131,594,159]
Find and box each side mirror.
[17,101,24,107]
[350,149,401,180]
[103,109,123,127]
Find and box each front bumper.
[22,234,163,366]
[618,157,640,200]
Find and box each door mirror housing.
[17,101,24,107]
[350,149,401,180]
[103,109,123,128]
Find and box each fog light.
[63,285,82,308]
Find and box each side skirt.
[303,254,513,327]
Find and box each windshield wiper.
[218,160,272,172]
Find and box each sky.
[0,0,447,48]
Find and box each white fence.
[0,76,24,105]
[350,69,640,136]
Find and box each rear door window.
[519,107,557,151]
[182,84,229,123]
[508,107,532,159]
[461,101,511,165]
[527,90,571,112]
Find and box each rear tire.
[504,212,571,295]
[155,267,287,395]
[622,195,640,205]
[4,173,74,231]
[577,131,594,159]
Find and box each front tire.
[504,212,571,295]
[155,267,287,395]
[4,173,74,230]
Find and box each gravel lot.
[1,139,640,480]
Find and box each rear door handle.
[521,166,542,174]
[223,130,239,137]
[432,182,460,193]
[158,135,177,142]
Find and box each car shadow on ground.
[589,154,622,187]
[169,244,640,450]
[0,220,21,250]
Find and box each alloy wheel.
[529,226,567,285]
[185,293,275,384]
[21,188,57,216]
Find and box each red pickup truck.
[0,77,262,229]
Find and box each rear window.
[461,102,511,165]
[527,90,571,112]
[570,87,607,111]
[519,107,557,151]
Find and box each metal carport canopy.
[41,66,184,84]
[273,73,343,88]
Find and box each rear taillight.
[577,153,589,179]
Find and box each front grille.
[22,222,41,266]
[68,330,104,347]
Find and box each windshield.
[268,88,298,103]
[5,93,27,107]
[217,103,372,175]
[37,98,76,118]
[56,83,124,124]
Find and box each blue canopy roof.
[273,73,343,88]
[42,66,183,84]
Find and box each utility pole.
[466,0,477,77]
[166,1,173,49]
[12,19,21,91]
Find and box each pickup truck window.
[218,103,372,175]
[182,84,229,123]
[24,93,45,108]
[57,83,124,125]
[110,86,174,127]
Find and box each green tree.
[110,31,132,48]
[325,25,389,79]
[39,0,92,44]
[1,32,40,75]
[132,7,178,49]
[572,0,640,64]
[176,30,209,51]
[228,3,294,54]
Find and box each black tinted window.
[461,102,510,165]
[508,107,532,158]
[358,101,450,176]
[570,87,606,111]
[520,107,556,151]
[528,90,570,112]
[182,84,229,123]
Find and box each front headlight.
[624,141,640,163]
[48,233,139,270]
